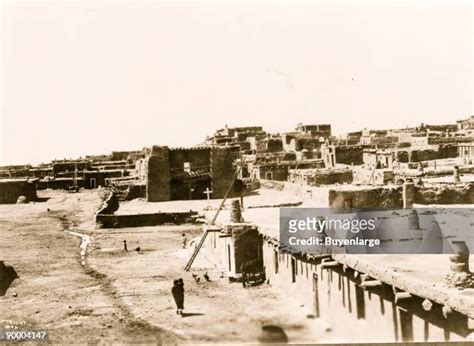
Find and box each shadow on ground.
[0,261,19,296]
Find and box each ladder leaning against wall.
[184,158,246,272]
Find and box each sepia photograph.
[0,0,472,344]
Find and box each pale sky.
[1,1,472,165]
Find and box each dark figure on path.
[123,240,128,252]
[171,278,185,315]
[182,233,187,249]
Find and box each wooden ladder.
[184,158,246,271]
[184,228,210,271]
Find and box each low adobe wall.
[415,183,474,205]
[0,179,37,204]
[329,182,474,208]
[97,192,120,215]
[397,145,458,163]
[96,211,198,228]
[422,166,474,178]
[353,169,394,185]
[37,178,84,190]
[329,186,403,209]
[310,169,353,185]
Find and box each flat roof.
[0,178,35,183]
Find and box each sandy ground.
[0,189,328,343]
[0,190,175,343]
[5,186,471,343]
[87,226,326,343]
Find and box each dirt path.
[86,225,324,343]
[0,190,178,343]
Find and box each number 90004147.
[1,330,48,341]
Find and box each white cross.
[203,188,213,202]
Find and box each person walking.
[182,233,187,249]
[171,278,185,315]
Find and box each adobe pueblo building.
[0,178,37,204]
[136,145,236,202]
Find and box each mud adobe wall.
[0,179,37,203]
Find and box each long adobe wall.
[328,182,474,209]
[261,241,472,342]
[203,217,474,342]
